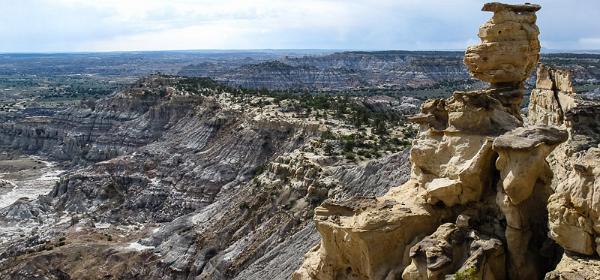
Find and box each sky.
[0,0,598,53]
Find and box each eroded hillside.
[0,75,421,279]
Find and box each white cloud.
[0,0,598,52]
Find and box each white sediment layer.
[126,242,155,251]
[0,156,64,209]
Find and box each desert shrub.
[238,201,250,210]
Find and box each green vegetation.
[0,74,132,112]
[171,76,419,161]
[253,164,267,176]
[238,201,250,210]
[319,130,412,161]
[174,76,407,127]
[174,77,229,93]
[454,267,478,280]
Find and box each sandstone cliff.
[294,3,600,279]
[528,64,600,279]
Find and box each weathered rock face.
[545,254,600,280]
[294,84,563,280]
[527,64,600,277]
[293,85,526,279]
[402,221,505,280]
[493,126,567,279]
[494,126,567,205]
[0,76,202,163]
[464,2,541,86]
[409,90,521,208]
[294,3,595,280]
[528,64,577,127]
[293,186,450,280]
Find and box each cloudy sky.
[0,0,598,52]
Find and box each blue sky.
[0,0,598,52]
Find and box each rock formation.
[0,72,423,279]
[527,64,600,278]
[293,2,600,279]
[0,2,598,280]
[464,2,541,87]
[179,52,475,91]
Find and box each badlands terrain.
[0,2,599,280]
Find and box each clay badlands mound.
[294,2,600,280]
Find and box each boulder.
[402,222,505,280]
[545,254,600,280]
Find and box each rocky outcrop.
[294,3,586,280]
[410,89,521,208]
[464,2,541,86]
[0,76,203,162]
[545,254,600,280]
[294,87,563,279]
[493,126,567,279]
[402,220,505,280]
[528,64,577,127]
[526,63,600,277]
[293,83,531,279]
[547,145,600,257]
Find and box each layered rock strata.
[464,2,541,86]
[294,84,531,280]
[0,76,200,162]
[294,90,564,279]
[527,65,600,278]
[0,72,424,279]
[293,3,583,279]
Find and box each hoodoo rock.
[293,81,537,279]
[492,126,567,279]
[464,2,541,86]
[292,2,600,279]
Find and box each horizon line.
[1,48,600,56]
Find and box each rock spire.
[292,3,581,280]
[464,2,541,87]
